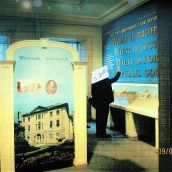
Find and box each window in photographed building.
[0,35,8,60]
[28,125,30,132]
[56,110,60,115]
[50,121,53,128]
[50,111,53,116]
[23,118,25,123]
[38,114,41,119]
[28,117,30,122]
[56,120,60,127]
[38,122,41,130]
[36,124,37,131]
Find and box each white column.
[125,111,138,139]
[73,62,87,166]
[0,61,15,172]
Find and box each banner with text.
[102,1,157,84]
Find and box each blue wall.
[102,1,157,84]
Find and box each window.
[38,122,41,130]
[28,117,30,122]
[56,120,60,127]
[38,114,41,119]
[68,42,78,49]
[56,110,60,115]
[47,37,78,51]
[50,111,53,116]
[50,121,53,128]
[0,35,8,60]
[23,118,25,123]
[77,41,87,62]
[36,124,37,130]
[28,125,30,132]
[45,37,87,62]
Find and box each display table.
[109,83,159,148]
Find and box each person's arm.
[109,67,121,84]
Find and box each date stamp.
[156,148,172,155]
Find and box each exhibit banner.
[13,42,75,171]
[102,2,158,84]
[13,46,74,121]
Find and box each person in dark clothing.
[90,67,121,138]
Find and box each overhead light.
[17,0,43,9]
[22,0,31,9]
[33,0,42,8]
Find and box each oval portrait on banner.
[46,80,57,94]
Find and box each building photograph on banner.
[13,44,75,171]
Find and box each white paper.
[91,65,109,84]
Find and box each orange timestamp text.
[156,148,172,155]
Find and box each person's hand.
[116,66,120,72]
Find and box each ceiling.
[0,0,150,26]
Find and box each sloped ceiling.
[0,0,150,26]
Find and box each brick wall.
[158,0,172,171]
